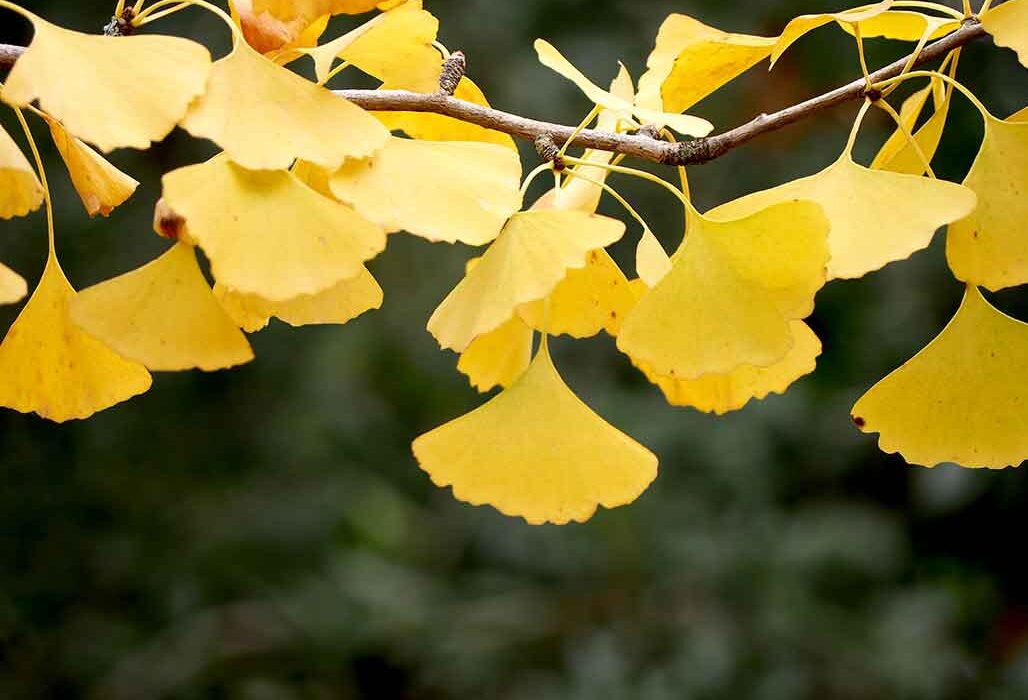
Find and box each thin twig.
[0,19,988,166]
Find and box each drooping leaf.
[329,137,522,245]
[1,13,210,152]
[852,286,1028,469]
[180,40,388,170]
[413,340,658,525]
[161,158,385,301]
[46,117,138,217]
[982,0,1028,67]
[456,315,534,393]
[618,201,829,379]
[946,111,1028,291]
[534,39,713,137]
[636,13,775,114]
[427,210,625,352]
[70,242,253,372]
[0,256,152,422]
[770,0,893,67]
[214,266,383,332]
[0,124,43,219]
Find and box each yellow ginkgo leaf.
[871,82,933,166]
[618,201,829,380]
[329,137,523,245]
[770,0,893,67]
[872,76,954,176]
[837,10,957,42]
[46,117,138,217]
[1010,105,1028,122]
[534,39,713,137]
[162,158,386,301]
[214,265,383,332]
[946,113,1028,291]
[0,256,152,422]
[635,228,672,288]
[306,0,440,90]
[69,242,253,372]
[852,286,1028,468]
[636,13,775,114]
[0,124,43,219]
[982,0,1028,67]
[1,13,210,152]
[518,249,636,338]
[253,0,380,21]
[413,340,658,525]
[376,76,518,150]
[236,0,328,55]
[457,315,534,393]
[180,40,388,170]
[635,320,821,415]
[707,107,977,279]
[427,210,626,352]
[0,262,27,305]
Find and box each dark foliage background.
[1,1,1027,697]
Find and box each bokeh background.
[2,0,1027,697]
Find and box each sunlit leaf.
[46,117,138,217]
[618,201,829,379]
[427,210,625,352]
[181,40,388,170]
[946,112,1028,291]
[0,256,152,422]
[1,13,210,152]
[0,124,43,219]
[413,340,658,525]
[162,158,385,301]
[214,266,383,332]
[636,13,775,113]
[329,137,522,245]
[852,286,1028,468]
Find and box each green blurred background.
[2,0,1027,697]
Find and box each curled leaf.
[852,286,1028,469]
[46,117,138,217]
[413,341,658,525]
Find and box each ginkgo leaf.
[427,210,626,352]
[305,0,440,90]
[534,39,713,137]
[635,228,672,288]
[837,10,958,42]
[618,201,829,380]
[518,249,637,338]
[180,40,388,170]
[708,108,977,279]
[46,117,138,217]
[69,242,253,372]
[946,112,1028,291]
[376,76,517,150]
[329,137,523,245]
[162,158,386,301]
[413,340,658,525]
[457,315,534,392]
[214,265,383,332]
[770,0,893,67]
[872,83,933,166]
[852,286,1028,468]
[237,0,328,54]
[0,124,43,219]
[253,0,380,21]
[872,75,953,176]
[982,0,1028,67]
[1,13,210,152]
[0,256,152,422]
[636,13,775,114]
[0,262,27,305]
[635,320,821,415]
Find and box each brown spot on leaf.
[852,415,866,428]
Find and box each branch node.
[863,86,882,102]
[534,134,566,171]
[438,51,466,96]
[104,8,137,37]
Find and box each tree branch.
[0,19,989,166]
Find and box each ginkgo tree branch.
[0,19,988,166]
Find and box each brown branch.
[0,19,990,166]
